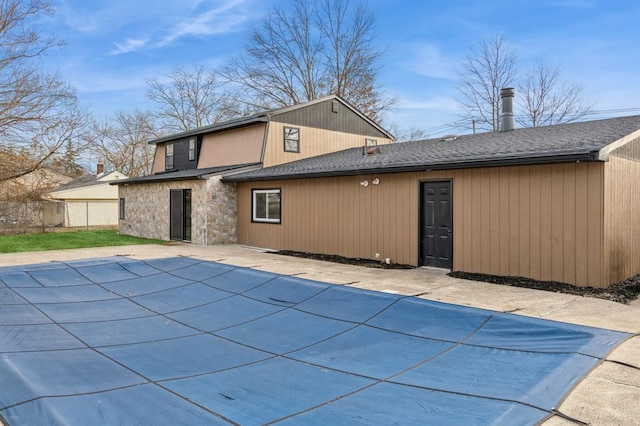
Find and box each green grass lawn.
[0,229,164,253]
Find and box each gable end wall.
[271,99,388,138]
[263,122,392,168]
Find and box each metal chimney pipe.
[500,87,515,132]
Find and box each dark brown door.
[420,181,452,268]
[170,189,191,241]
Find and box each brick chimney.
[97,160,104,175]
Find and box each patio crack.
[538,296,582,317]
[588,377,640,390]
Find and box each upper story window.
[365,138,377,147]
[165,143,174,170]
[284,127,300,153]
[188,138,196,161]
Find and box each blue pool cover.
[0,256,629,425]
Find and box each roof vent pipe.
[500,87,515,132]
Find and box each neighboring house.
[47,167,128,227]
[225,114,640,288]
[112,95,394,245]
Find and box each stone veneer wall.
[118,176,238,245]
[206,176,237,245]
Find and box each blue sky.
[39,0,640,137]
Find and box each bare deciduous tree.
[146,65,240,132]
[89,111,158,177]
[457,34,517,132]
[458,34,594,131]
[0,102,88,183]
[318,0,392,119]
[222,0,394,120]
[387,124,429,143]
[0,0,82,183]
[517,60,593,127]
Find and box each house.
[112,95,394,245]
[225,108,640,288]
[47,163,127,227]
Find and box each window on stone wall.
[252,189,281,223]
[119,198,125,220]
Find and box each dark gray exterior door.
[170,189,191,241]
[420,181,452,268]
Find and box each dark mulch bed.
[449,271,640,304]
[273,250,640,304]
[274,250,413,269]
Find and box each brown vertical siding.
[197,124,266,169]
[604,155,640,283]
[550,164,564,282]
[509,167,521,276]
[518,167,531,278]
[574,164,590,285]
[539,167,553,281]
[236,162,606,287]
[151,145,165,174]
[529,166,542,279]
[562,163,576,285]
[262,122,392,168]
[587,163,604,286]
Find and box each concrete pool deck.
[1,243,639,425]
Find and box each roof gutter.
[110,174,207,185]
[112,163,263,185]
[223,152,598,183]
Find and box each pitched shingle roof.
[49,174,99,192]
[224,115,640,182]
[148,94,392,145]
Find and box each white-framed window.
[365,138,377,147]
[188,138,196,161]
[284,127,300,153]
[165,143,174,170]
[252,189,281,223]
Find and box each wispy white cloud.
[55,0,255,54]
[405,43,460,80]
[111,38,149,55]
[55,0,101,33]
[158,0,253,47]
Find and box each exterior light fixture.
[372,178,380,185]
[360,180,369,187]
